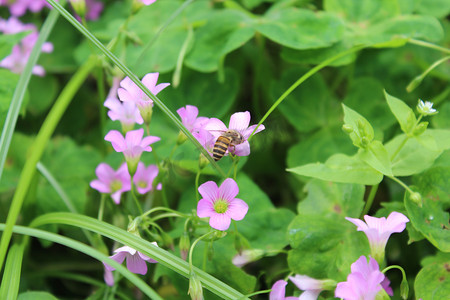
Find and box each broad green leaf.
[18,292,58,300]
[404,191,450,252]
[432,102,450,129]
[185,9,255,72]
[286,126,355,169]
[287,153,383,185]
[385,134,443,176]
[269,68,340,133]
[27,76,59,115]
[287,214,368,279]
[384,90,416,134]
[256,8,344,50]
[0,70,26,125]
[415,253,450,300]
[324,0,397,23]
[342,104,375,146]
[415,0,450,18]
[357,140,393,176]
[297,179,365,219]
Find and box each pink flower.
[269,280,298,300]
[345,212,409,263]
[0,17,36,34]
[140,0,157,5]
[90,163,131,204]
[177,105,209,134]
[85,0,103,20]
[335,256,392,300]
[118,73,170,123]
[103,244,158,286]
[104,128,160,175]
[133,162,161,194]
[104,97,143,132]
[197,178,248,231]
[290,275,332,300]
[204,111,264,157]
[232,249,264,267]
[8,0,52,16]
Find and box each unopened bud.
[127,217,142,236]
[400,277,409,300]
[70,0,86,18]
[177,131,188,145]
[342,124,354,134]
[188,270,203,300]
[410,192,422,207]
[199,153,210,170]
[406,75,423,93]
[413,122,428,136]
[179,232,190,261]
[139,105,153,125]
[361,136,370,148]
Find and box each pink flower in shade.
[133,162,161,194]
[197,178,248,231]
[335,256,392,300]
[117,73,170,123]
[204,111,264,157]
[90,163,131,204]
[8,0,52,16]
[289,275,335,300]
[104,97,143,132]
[177,105,209,134]
[85,0,103,20]
[345,212,409,263]
[104,128,160,175]
[269,280,298,300]
[103,243,158,286]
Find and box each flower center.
[137,180,147,189]
[110,179,122,193]
[213,199,229,214]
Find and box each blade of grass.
[29,212,248,300]
[0,224,162,300]
[0,241,25,299]
[45,0,226,178]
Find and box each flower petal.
[269,280,288,300]
[198,181,218,202]
[126,253,148,275]
[125,128,144,146]
[209,213,231,231]
[242,124,265,139]
[299,290,321,300]
[385,212,409,233]
[105,130,125,152]
[90,179,110,193]
[345,217,369,232]
[197,199,215,218]
[229,111,250,132]
[226,198,248,221]
[234,141,250,156]
[204,118,227,137]
[218,178,239,202]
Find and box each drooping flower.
[103,244,158,286]
[117,73,170,123]
[335,256,392,300]
[417,99,438,116]
[269,280,298,300]
[133,162,161,194]
[345,212,409,263]
[204,111,264,157]
[90,162,131,204]
[232,249,264,267]
[104,128,160,175]
[197,178,248,231]
[290,275,336,300]
[104,97,143,132]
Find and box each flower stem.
[387,176,414,195]
[244,289,272,298]
[361,184,379,217]
[408,39,450,54]
[98,194,106,221]
[195,170,201,203]
[142,206,189,219]
[189,231,214,270]
[131,183,144,215]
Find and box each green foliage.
[415,252,450,299]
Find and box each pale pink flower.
[232,249,264,267]
[85,0,103,20]
[104,128,160,174]
[117,73,170,123]
[8,0,52,16]
[197,178,248,231]
[104,97,143,132]
[103,244,158,286]
[346,212,409,262]
[204,111,264,157]
[177,105,209,134]
[269,280,298,300]
[0,17,35,34]
[140,0,157,5]
[90,163,131,204]
[290,275,332,300]
[133,162,161,194]
[335,256,392,300]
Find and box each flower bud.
[342,124,354,134]
[198,153,210,170]
[70,0,86,18]
[177,131,188,145]
[188,270,203,300]
[410,192,422,207]
[361,136,371,148]
[138,105,153,126]
[179,232,190,261]
[127,217,142,236]
[413,121,428,136]
[400,276,409,300]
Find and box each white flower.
[417,100,438,116]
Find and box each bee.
[212,129,244,161]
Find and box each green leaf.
[0,242,25,300]
[0,70,25,127]
[357,140,393,176]
[270,68,340,133]
[385,134,443,176]
[18,291,59,300]
[415,253,450,300]
[287,153,383,185]
[415,0,450,18]
[432,102,450,129]
[324,0,397,23]
[185,9,255,72]
[256,8,344,50]
[342,103,375,146]
[384,90,416,134]
[27,76,59,115]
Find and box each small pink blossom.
[197,178,248,231]
[269,280,298,300]
[290,275,332,300]
[90,163,131,204]
[103,244,158,286]
[0,17,35,34]
[335,256,392,300]
[133,162,161,194]
[85,0,103,20]
[346,212,409,263]
[232,249,264,267]
[6,0,52,16]
[140,0,157,5]
[104,97,143,132]
[104,128,160,174]
[177,105,209,134]
[204,111,264,157]
[117,73,170,123]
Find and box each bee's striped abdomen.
[213,136,231,161]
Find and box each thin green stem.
[0,57,96,273]
[151,213,185,222]
[142,206,189,218]
[361,184,379,217]
[189,231,214,270]
[98,194,106,221]
[387,176,414,195]
[195,170,201,202]
[408,39,450,54]
[131,183,144,215]
[244,289,272,298]
[249,44,367,140]
[390,135,409,161]
[382,265,407,278]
